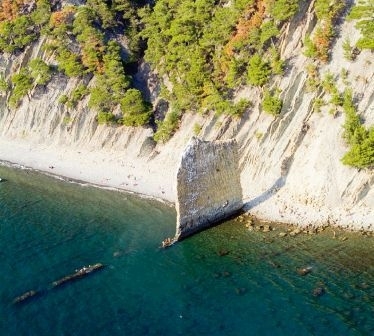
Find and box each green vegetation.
[0,0,150,128]
[141,0,295,133]
[28,58,52,85]
[341,88,374,168]
[60,85,90,109]
[0,0,299,141]
[0,16,36,53]
[0,73,9,92]
[153,110,181,143]
[348,0,374,50]
[303,35,318,59]
[270,0,299,22]
[305,63,320,92]
[3,0,370,165]
[312,98,325,113]
[304,0,345,62]
[9,68,33,108]
[342,38,354,61]
[193,123,202,136]
[120,89,151,126]
[56,49,85,78]
[58,94,69,105]
[97,111,115,125]
[262,89,283,116]
[247,54,271,87]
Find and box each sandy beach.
[0,137,176,204]
[1,135,373,232]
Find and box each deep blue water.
[0,164,373,336]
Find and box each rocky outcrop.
[175,137,243,239]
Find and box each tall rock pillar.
[175,137,243,240]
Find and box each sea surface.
[0,164,373,336]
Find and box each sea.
[0,164,373,336]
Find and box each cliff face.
[0,0,373,230]
[175,137,243,239]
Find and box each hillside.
[0,0,373,230]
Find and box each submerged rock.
[312,287,325,297]
[297,266,312,276]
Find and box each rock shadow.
[243,176,286,210]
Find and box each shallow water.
[0,165,373,335]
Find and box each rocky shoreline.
[0,135,373,233]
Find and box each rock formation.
[175,137,243,239]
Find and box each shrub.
[247,53,271,87]
[330,89,343,107]
[0,74,9,92]
[262,89,283,116]
[342,38,354,61]
[269,46,285,75]
[341,87,374,168]
[9,68,33,108]
[341,68,349,82]
[97,111,115,125]
[321,72,335,93]
[89,79,113,112]
[58,94,69,105]
[153,110,180,143]
[57,48,85,77]
[69,84,88,107]
[231,99,252,117]
[259,20,279,45]
[31,0,51,28]
[312,98,325,113]
[193,123,202,135]
[120,89,151,126]
[0,15,36,53]
[348,1,374,51]
[28,58,52,85]
[303,35,318,58]
[270,0,299,21]
[341,128,374,168]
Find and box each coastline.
[0,137,176,205]
[1,137,373,233]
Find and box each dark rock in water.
[222,271,231,278]
[113,251,122,257]
[235,287,247,295]
[297,266,312,276]
[52,263,104,287]
[268,260,281,268]
[12,290,38,304]
[213,272,221,279]
[217,249,230,256]
[355,282,369,290]
[312,287,325,297]
[161,237,176,248]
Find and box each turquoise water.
[0,165,373,336]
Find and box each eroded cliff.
[0,0,373,230]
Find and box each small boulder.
[263,225,271,232]
[297,266,312,276]
[312,287,325,297]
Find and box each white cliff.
[0,0,373,231]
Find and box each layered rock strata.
[175,137,243,239]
